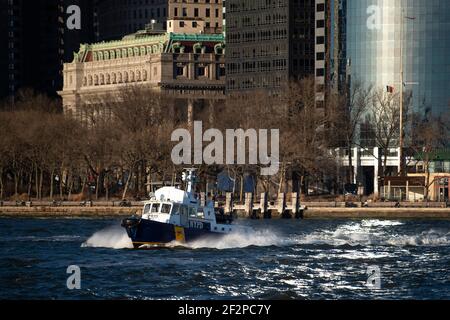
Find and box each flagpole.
[399,10,405,176]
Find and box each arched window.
[136,70,141,81]
[193,43,204,54]
[142,70,148,81]
[106,74,111,84]
[124,71,129,82]
[88,75,93,86]
[83,77,87,86]
[112,73,117,84]
[100,74,105,85]
[118,72,123,83]
[130,71,135,82]
[215,43,225,55]
[94,75,99,86]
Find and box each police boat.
[121,170,240,249]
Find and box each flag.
[386,85,395,93]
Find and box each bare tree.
[334,80,372,183]
[410,111,450,200]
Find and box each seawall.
[1,205,450,219]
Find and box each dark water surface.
[0,217,449,300]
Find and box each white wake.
[82,226,133,249]
[182,227,291,250]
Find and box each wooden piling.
[277,193,286,217]
[245,193,254,218]
[225,193,233,214]
[260,193,268,217]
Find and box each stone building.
[168,0,224,34]
[58,28,226,124]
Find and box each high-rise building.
[346,0,450,116]
[96,0,168,42]
[226,0,316,95]
[0,0,97,101]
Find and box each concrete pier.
[0,196,449,219]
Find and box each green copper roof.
[89,33,169,51]
[169,33,225,42]
[79,32,224,52]
[72,31,225,63]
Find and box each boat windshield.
[144,203,160,214]
[151,203,161,213]
[144,203,172,215]
[161,204,172,214]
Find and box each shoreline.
[1,206,450,219]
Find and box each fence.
[380,186,426,202]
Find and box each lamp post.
[399,10,416,176]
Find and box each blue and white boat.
[122,170,238,249]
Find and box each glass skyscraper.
[346,0,450,116]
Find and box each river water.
[0,217,449,299]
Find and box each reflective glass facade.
[346,0,450,116]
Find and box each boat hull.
[122,218,225,249]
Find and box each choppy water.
[0,217,449,300]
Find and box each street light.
[399,10,416,176]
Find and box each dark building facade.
[226,0,316,94]
[96,0,168,41]
[0,0,97,101]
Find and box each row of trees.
[0,79,448,201]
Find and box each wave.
[385,230,450,246]
[80,219,450,251]
[82,226,133,249]
[295,221,450,248]
[174,227,291,250]
[0,235,82,243]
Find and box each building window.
[316,68,325,77]
[176,64,185,77]
[197,65,206,77]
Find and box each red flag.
[386,85,395,93]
